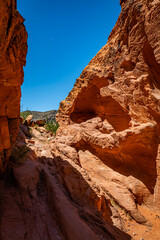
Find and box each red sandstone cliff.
[54,0,160,237]
[0,0,27,171]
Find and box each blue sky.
[17,0,121,111]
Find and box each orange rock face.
[0,0,27,171]
[55,0,160,236]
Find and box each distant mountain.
[22,110,57,122]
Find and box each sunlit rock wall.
[54,0,160,230]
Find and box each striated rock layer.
[0,0,27,171]
[55,0,160,236]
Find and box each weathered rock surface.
[54,0,160,237]
[0,125,131,240]
[1,119,158,240]
[0,0,27,171]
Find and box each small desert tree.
[45,118,59,135]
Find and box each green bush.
[45,119,59,135]
[20,106,31,122]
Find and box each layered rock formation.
[54,0,160,236]
[0,0,27,171]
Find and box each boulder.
[24,115,33,126]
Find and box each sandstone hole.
[120,58,136,71]
[70,76,131,132]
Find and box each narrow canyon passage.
[0,0,160,239]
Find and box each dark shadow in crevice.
[143,40,160,89]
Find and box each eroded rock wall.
[0,0,27,171]
[54,0,160,233]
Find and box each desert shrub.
[45,118,59,135]
[110,197,133,221]
[20,111,30,121]
[20,106,31,122]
